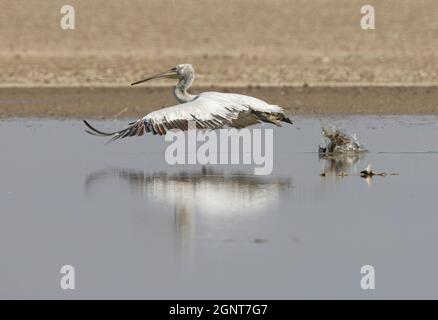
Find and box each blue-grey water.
[0,116,437,299]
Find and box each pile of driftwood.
[319,127,366,155]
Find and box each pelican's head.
[131,64,194,86]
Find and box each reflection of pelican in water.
[85,167,291,214]
[85,167,292,261]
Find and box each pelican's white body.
[83,64,291,141]
[145,91,284,126]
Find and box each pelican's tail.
[83,120,118,137]
[83,119,149,144]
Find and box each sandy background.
[1,0,438,116]
[1,0,438,86]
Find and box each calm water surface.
[0,116,437,299]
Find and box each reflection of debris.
[321,163,400,180]
[320,153,363,176]
[364,176,373,187]
[319,126,366,155]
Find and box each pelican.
[83,64,292,142]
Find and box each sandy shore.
[1,85,438,118]
[1,1,438,117]
[1,0,438,86]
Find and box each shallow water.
[1,115,438,299]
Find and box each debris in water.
[360,164,375,177]
[319,126,366,176]
[360,164,399,178]
[319,126,366,155]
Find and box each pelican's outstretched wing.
[83,92,292,143]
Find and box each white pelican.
[83,64,292,142]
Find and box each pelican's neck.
[174,72,196,103]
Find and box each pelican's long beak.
[131,68,178,86]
